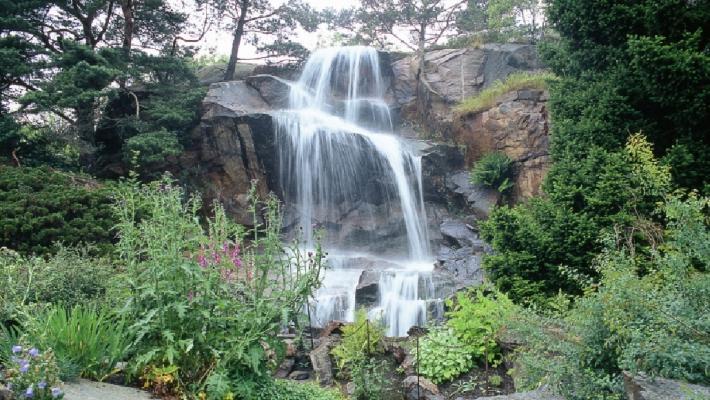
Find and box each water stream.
[274,46,440,336]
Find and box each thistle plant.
[3,344,64,399]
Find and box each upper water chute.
[275,46,430,259]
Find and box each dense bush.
[0,166,115,255]
[114,177,324,399]
[481,134,670,303]
[0,247,115,324]
[508,193,710,398]
[415,325,473,385]
[469,152,516,194]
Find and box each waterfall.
[274,46,438,336]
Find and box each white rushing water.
[274,46,439,336]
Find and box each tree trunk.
[415,22,429,124]
[76,103,95,146]
[121,0,134,55]
[224,0,250,81]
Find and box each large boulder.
[403,376,444,400]
[181,81,278,225]
[245,74,292,109]
[623,372,710,400]
[355,270,381,306]
[309,336,338,386]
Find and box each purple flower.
[19,359,30,373]
[12,345,22,354]
[51,388,62,398]
[28,348,39,357]
[25,386,33,398]
[37,381,47,390]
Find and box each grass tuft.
[454,71,557,116]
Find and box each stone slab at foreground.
[62,379,154,400]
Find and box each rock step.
[62,379,153,400]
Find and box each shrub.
[123,128,182,171]
[446,286,515,366]
[508,193,710,398]
[26,304,131,381]
[454,72,556,115]
[415,325,473,385]
[0,247,115,324]
[253,379,344,400]
[114,176,324,399]
[0,166,115,256]
[349,359,393,400]
[331,309,385,375]
[470,152,516,194]
[2,343,65,399]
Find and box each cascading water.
[274,46,440,336]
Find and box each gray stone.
[445,171,501,219]
[274,358,295,379]
[403,375,444,400]
[355,270,380,306]
[288,370,310,380]
[623,372,710,400]
[436,247,485,289]
[309,337,336,385]
[440,219,479,248]
[202,81,270,119]
[461,386,564,400]
[62,379,153,400]
[245,74,292,109]
[0,387,11,400]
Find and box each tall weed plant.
[25,304,130,381]
[113,175,324,399]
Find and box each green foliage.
[0,166,115,255]
[253,379,344,400]
[480,198,599,303]
[455,72,555,116]
[25,305,131,381]
[123,129,182,169]
[331,309,385,375]
[2,343,65,399]
[416,325,473,385]
[481,134,672,303]
[114,176,324,399]
[508,193,710,398]
[446,287,515,365]
[0,246,115,323]
[349,359,394,400]
[469,151,516,194]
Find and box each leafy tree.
[205,0,320,80]
[456,0,548,43]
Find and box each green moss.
[454,72,557,116]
